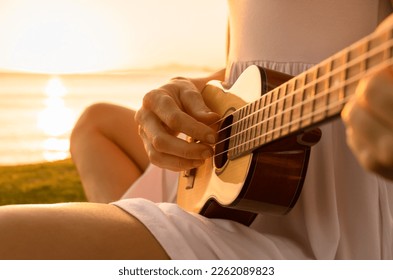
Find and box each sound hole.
[214,114,233,169]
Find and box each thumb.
[181,87,220,125]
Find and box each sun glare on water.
[37,77,75,161]
[0,0,228,164]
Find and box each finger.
[139,129,206,172]
[144,90,217,144]
[141,114,214,160]
[151,134,214,160]
[138,108,214,165]
[343,99,393,177]
[358,68,393,127]
[347,130,393,180]
[180,87,221,124]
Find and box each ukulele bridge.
[182,168,196,189]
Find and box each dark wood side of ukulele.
[200,67,321,226]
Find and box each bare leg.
[0,203,169,259]
[70,103,149,203]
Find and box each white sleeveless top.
[113,0,393,259]
[227,0,392,79]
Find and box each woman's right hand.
[135,77,221,171]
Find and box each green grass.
[0,159,86,206]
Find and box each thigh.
[0,202,169,259]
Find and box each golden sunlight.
[44,77,67,98]
[0,0,227,165]
[37,77,75,161]
[0,0,227,74]
[38,77,75,136]
[41,138,70,162]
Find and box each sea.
[0,68,210,166]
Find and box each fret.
[245,103,252,150]
[243,104,251,152]
[327,83,346,116]
[366,51,384,71]
[331,51,347,71]
[301,70,315,128]
[327,51,348,117]
[289,78,301,133]
[259,94,268,145]
[236,107,246,155]
[346,41,367,80]
[263,93,272,142]
[243,105,250,153]
[230,109,238,156]
[270,89,280,140]
[258,97,265,146]
[317,60,330,77]
[254,98,262,147]
[280,84,291,135]
[367,31,389,69]
[294,75,306,92]
[345,42,367,101]
[236,104,251,155]
[275,87,285,139]
[348,40,368,60]
[313,61,330,123]
[229,110,240,158]
[235,108,244,152]
[248,103,256,149]
[250,101,258,149]
[343,80,358,104]
[369,30,387,50]
[383,29,393,61]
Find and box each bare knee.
[71,103,110,139]
[70,103,140,155]
[71,103,122,155]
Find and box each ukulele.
[177,20,393,226]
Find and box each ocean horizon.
[0,68,212,165]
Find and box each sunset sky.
[0,0,228,74]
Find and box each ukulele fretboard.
[226,27,393,159]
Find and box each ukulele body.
[177,66,321,225]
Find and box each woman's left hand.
[342,67,393,181]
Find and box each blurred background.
[0,0,227,165]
